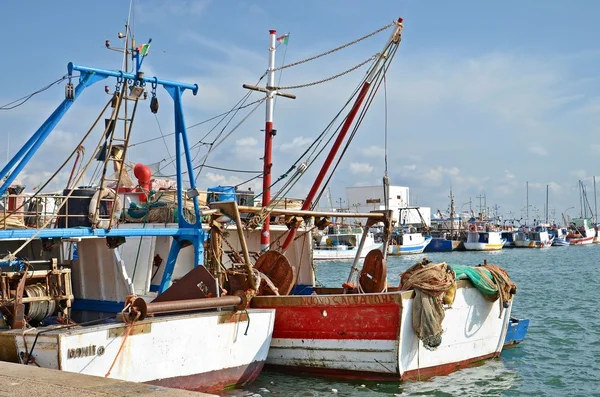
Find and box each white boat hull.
[513,240,553,248]
[252,283,511,379]
[388,235,432,255]
[313,243,383,260]
[463,242,504,251]
[2,309,275,393]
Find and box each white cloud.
[548,182,562,192]
[138,0,211,20]
[349,163,373,174]
[528,146,548,156]
[280,136,312,152]
[404,164,417,171]
[571,170,587,179]
[236,137,258,147]
[360,145,385,157]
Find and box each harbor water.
[223,245,600,397]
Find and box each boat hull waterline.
[252,283,511,380]
[2,309,275,393]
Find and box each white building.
[345,185,431,227]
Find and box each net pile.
[452,264,517,318]
[400,259,518,350]
[124,190,208,224]
[400,258,456,350]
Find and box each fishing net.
[124,190,209,224]
[400,259,456,350]
[452,264,517,318]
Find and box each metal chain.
[276,54,377,90]
[273,21,395,72]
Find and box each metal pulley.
[150,96,159,113]
[65,83,74,99]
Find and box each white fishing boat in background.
[514,226,554,248]
[463,223,505,251]
[313,224,382,260]
[566,218,595,245]
[387,228,432,255]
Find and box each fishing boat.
[313,224,382,260]
[230,19,519,381]
[423,235,463,252]
[566,218,595,245]
[424,190,464,252]
[513,226,554,248]
[501,230,518,248]
[387,228,432,255]
[549,227,570,246]
[0,26,274,393]
[463,223,506,251]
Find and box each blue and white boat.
[549,227,570,246]
[387,229,432,255]
[501,230,518,248]
[423,236,463,252]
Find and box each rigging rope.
[276,54,377,90]
[2,93,126,262]
[154,114,172,160]
[129,98,265,147]
[0,75,71,110]
[312,42,400,208]
[272,21,395,72]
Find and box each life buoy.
[89,187,122,229]
[469,224,476,232]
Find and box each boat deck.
[0,360,216,396]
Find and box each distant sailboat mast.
[545,184,549,224]
[594,176,597,224]
[526,181,529,227]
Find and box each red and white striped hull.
[252,282,511,380]
[567,236,594,245]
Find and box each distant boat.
[514,226,554,248]
[387,230,432,255]
[549,227,570,246]
[501,230,518,248]
[425,189,463,252]
[463,223,505,251]
[313,224,382,260]
[423,236,463,252]
[566,218,595,245]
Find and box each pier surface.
[0,361,216,396]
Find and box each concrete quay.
[0,361,217,397]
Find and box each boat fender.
[358,249,387,293]
[88,187,122,229]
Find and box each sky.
[1,0,600,223]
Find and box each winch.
[0,258,73,328]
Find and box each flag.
[137,43,151,56]
[276,33,289,45]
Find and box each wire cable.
[0,76,69,110]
